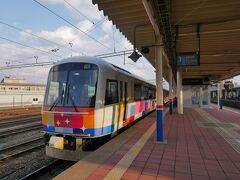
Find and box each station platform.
[54,107,240,180]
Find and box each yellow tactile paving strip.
[54,109,168,180]
[104,122,156,180]
[54,114,154,179]
[104,109,168,179]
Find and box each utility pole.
[69,42,73,57]
[34,56,38,63]
[112,26,116,53]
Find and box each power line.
[0,50,132,67]
[62,18,107,55]
[0,61,56,70]
[33,0,113,52]
[0,44,52,63]
[33,0,129,62]
[0,20,85,55]
[0,36,63,59]
[0,57,23,64]
[83,18,107,34]
[60,1,127,51]
[95,50,132,57]
[0,50,133,70]
[0,44,60,64]
[63,0,95,24]
[98,51,132,59]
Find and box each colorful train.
[41,57,168,160]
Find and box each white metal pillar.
[218,81,223,109]
[177,70,183,114]
[169,68,173,114]
[199,87,203,107]
[208,85,211,105]
[155,39,164,141]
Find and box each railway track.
[0,136,45,161]
[0,122,42,138]
[0,115,41,128]
[19,160,75,180]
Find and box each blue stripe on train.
[42,124,115,137]
[130,105,136,116]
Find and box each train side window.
[120,81,123,101]
[105,79,119,105]
[143,86,149,100]
[148,87,156,99]
[134,84,142,101]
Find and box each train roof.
[54,56,162,89]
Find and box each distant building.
[0,76,45,107]
[1,76,27,83]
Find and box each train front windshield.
[44,63,98,109]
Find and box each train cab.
[41,56,160,160]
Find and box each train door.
[123,82,127,121]
[119,81,123,123]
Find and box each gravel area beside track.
[0,107,41,120]
[0,124,43,143]
[0,148,55,180]
[0,130,43,148]
[0,113,53,180]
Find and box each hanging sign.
[177,52,200,67]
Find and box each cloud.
[36,25,77,45]
[121,38,132,50]
[0,0,156,85]
[101,20,113,34]
[46,0,102,21]
[20,29,33,38]
[0,43,52,83]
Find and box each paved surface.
[211,103,240,115]
[55,108,240,180]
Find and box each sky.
[0,0,239,88]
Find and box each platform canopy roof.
[92,0,240,84]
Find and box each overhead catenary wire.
[32,0,134,68]
[97,51,132,59]
[51,0,128,51]
[0,50,132,69]
[0,53,156,82]
[33,0,139,69]
[0,20,85,55]
[0,36,64,59]
[0,44,60,64]
[33,0,113,53]
[0,61,56,70]
[63,0,95,24]
[0,0,156,80]
[0,33,153,79]
[0,50,136,70]
[95,49,132,57]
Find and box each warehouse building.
[0,76,45,107]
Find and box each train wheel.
[82,138,92,151]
